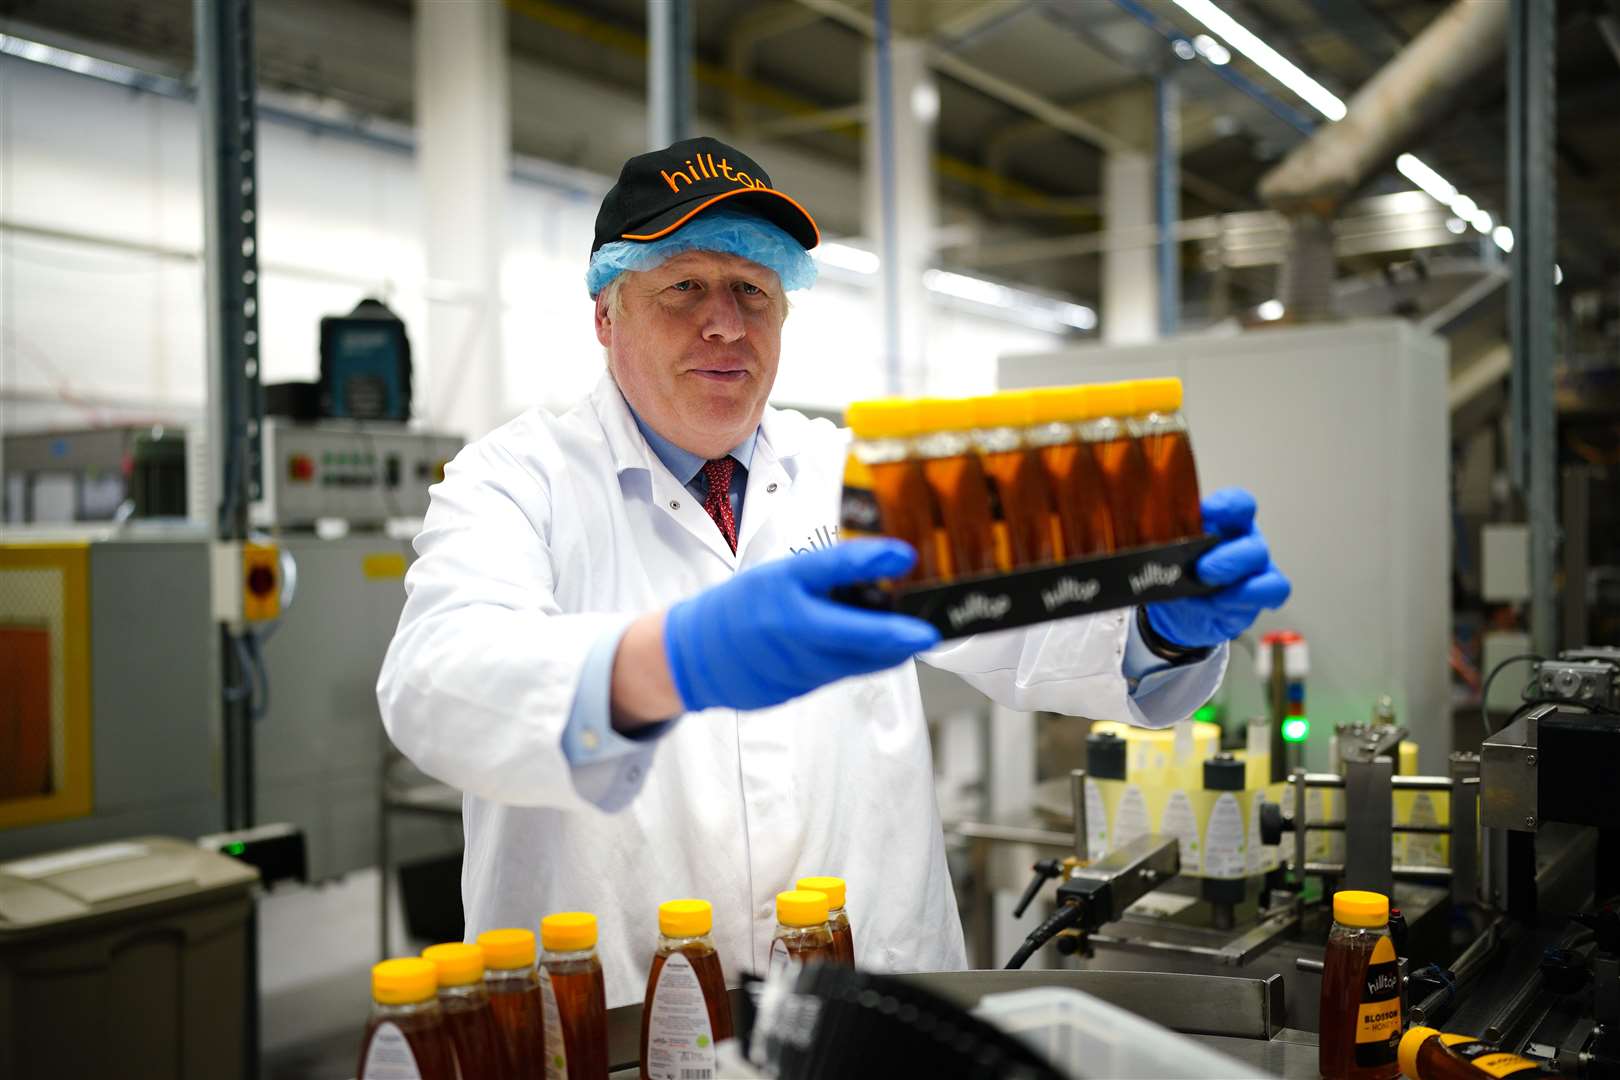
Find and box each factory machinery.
[940,648,1620,1078]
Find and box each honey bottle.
[1319,890,1402,1080]
[766,890,837,974]
[796,876,854,965]
[477,928,547,1080]
[539,912,609,1080]
[971,391,1058,571]
[357,958,458,1080]
[639,899,734,1080]
[843,398,944,583]
[1080,381,1153,550]
[422,941,514,1080]
[1028,385,1116,558]
[1397,1027,1560,1079]
[915,396,999,580]
[1133,377,1203,543]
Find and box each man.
[377,137,1289,1006]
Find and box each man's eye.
[670,280,697,292]
[736,282,763,296]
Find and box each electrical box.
[253,418,463,528]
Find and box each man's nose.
[699,289,746,343]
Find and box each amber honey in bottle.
[1027,386,1115,559]
[1080,381,1153,550]
[540,912,609,1080]
[915,397,999,580]
[357,958,458,1080]
[1133,377,1203,543]
[478,928,547,1080]
[843,398,944,583]
[639,899,734,1080]
[1397,1027,1560,1079]
[422,941,513,1080]
[971,392,1058,571]
[1320,890,1402,1080]
[796,876,854,965]
[766,890,836,974]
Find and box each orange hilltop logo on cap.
[660,152,771,194]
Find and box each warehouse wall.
[0,56,1063,440]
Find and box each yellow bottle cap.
[968,392,1032,429]
[1089,381,1139,418]
[1133,377,1183,414]
[1398,1026,1440,1079]
[775,889,830,928]
[421,942,484,988]
[845,399,921,440]
[658,899,713,938]
[918,396,977,432]
[541,911,598,952]
[1332,890,1390,928]
[1027,386,1092,425]
[795,877,846,910]
[475,928,536,971]
[372,957,438,1005]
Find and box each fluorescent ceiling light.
[815,242,880,275]
[1492,225,1514,252]
[1192,34,1231,66]
[1395,153,1457,205]
[923,269,1096,332]
[1256,299,1285,321]
[1169,0,1348,120]
[0,31,183,93]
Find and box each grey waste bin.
[0,835,259,1080]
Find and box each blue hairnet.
[586,210,817,298]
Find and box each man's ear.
[594,292,612,348]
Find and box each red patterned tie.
[701,457,738,552]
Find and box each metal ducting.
[1257,0,1509,320]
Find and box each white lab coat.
[377,373,1226,1006]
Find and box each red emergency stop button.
[288,454,315,482]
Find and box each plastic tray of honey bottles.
[835,378,1220,640]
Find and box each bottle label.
[1113,785,1149,848]
[540,968,567,1080]
[1161,789,1200,874]
[360,1021,423,1080]
[1203,792,1246,878]
[839,459,882,536]
[1452,1042,1547,1077]
[646,953,717,1080]
[1084,778,1108,861]
[1353,936,1401,1066]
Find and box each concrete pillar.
[865,22,936,395]
[415,0,508,440]
[1102,151,1158,344]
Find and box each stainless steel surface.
[1292,766,1308,884]
[949,820,1075,848]
[1343,755,1394,896]
[1064,833,1181,927]
[1090,903,1301,967]
[1295,957,1325,973]
[1303,862,1453,885]
[1069,768,1087,863]
[1480,706,1548,830]
[897,969,1287,1040]
[1292,772,1456,792]
[1192,1028,1318,1079]
[1450,751,1482,905]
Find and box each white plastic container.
[973,986,1263,1079]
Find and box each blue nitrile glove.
[1145,488,1292,649]
[664,539,943,712]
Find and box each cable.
[1481,653,1543,735]
[1004,902,1086,970]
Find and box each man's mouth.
[690,366,749,382]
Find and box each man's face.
[595,248,785,460]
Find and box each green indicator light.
[1281,717,1310,743]
[225,842,246,855]
[1192,704,1219,724]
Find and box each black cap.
[592,136,820,256]
[1086,731,1127,781]
[1204,752,1246,792]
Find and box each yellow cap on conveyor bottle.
[918,396,977,432]
[421,942,485,987]
[969,391,1031,430]
[845,398,923,440]
[475,928,537,970]
[1029,385,1100,424]
[371,957,439,1005]
[541,911,598,951]
[1331,889,1389,928]
[775,889,831,928]
[657,899,714,937]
